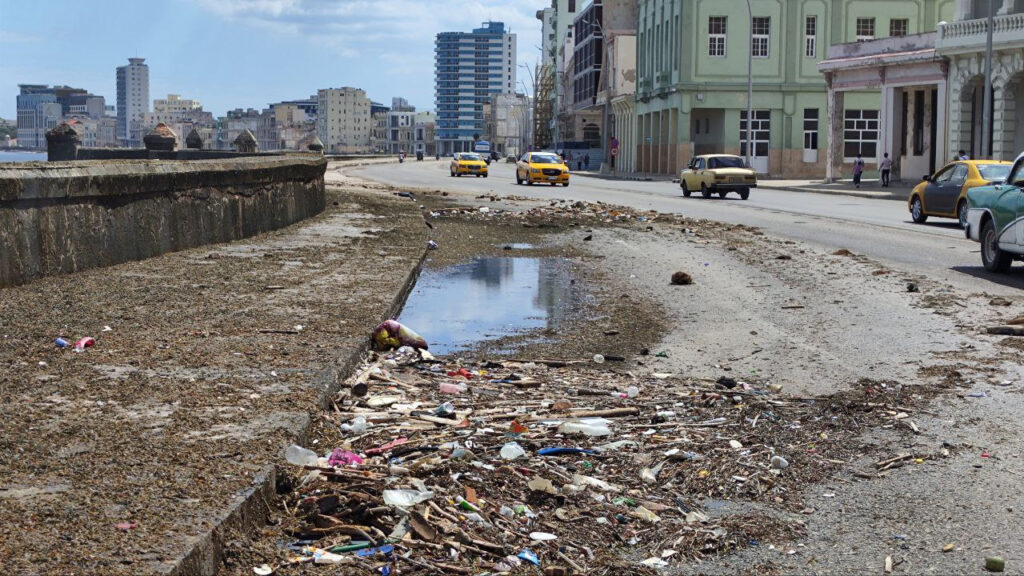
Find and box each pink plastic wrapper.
[372,319,428,351]
[328,449,363,468]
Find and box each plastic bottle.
[455,495,481,512]
[558,419,612,436]
[55,338,70,348]
[285,445,319,467]
[439,382,466,394]
[433,402,456,417]
[626,385,640,398]
[340,416,368,434]
[72,337,95,352]
[499,441,526,460]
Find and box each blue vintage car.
[965,152,1024,272]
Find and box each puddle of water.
[500,243,534,250]
[400,257,575,355]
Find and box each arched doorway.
[957,75,994,159]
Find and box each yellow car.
[680,154,756,200]
[516,152,570,186]
[909,159,1012,228]
[450,153,488,177]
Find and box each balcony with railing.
[936,12,1024,53]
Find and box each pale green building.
[635,0,956,177]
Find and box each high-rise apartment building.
[16,84,106,149]
[116,57,149,147]
[434,22,517,155]
[316,87,372,153]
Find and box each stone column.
[46,123,81,162]
[825,75,845,182]
[935,79,949,167]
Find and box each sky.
[0,0,544,119]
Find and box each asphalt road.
[353,160,1024,293]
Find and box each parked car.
[450,152,488,177]
[680,154,756,199]
[516,151,569,186]
[964,153,1024,272]
[908,159,1012,227]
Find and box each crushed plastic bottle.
[285,445,319,467]
[558,418,613,437]
[382,489,434,507]
[340,416,368,435]
[72,337,95,352]
[433,402,456,418]
[499,441,527,460]
[439,382,467,394]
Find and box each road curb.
[161,208,429,576]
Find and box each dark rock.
[716,376,738,389]
[671,271,693,285]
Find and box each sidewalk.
[0,185,427,574]
[574,169,915,201]
[756,178,915,200]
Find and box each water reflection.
[399,257,574,355]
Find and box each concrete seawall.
[0,155,327,287]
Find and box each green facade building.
[635,0,956,177]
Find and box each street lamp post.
[745,0,754,170]
[982,0,994,158]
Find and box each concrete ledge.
[0,155,327,287]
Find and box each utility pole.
[982,0,994,158]
[745,0,754,170]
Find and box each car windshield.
[708,156,746,169]
[531,153,561,164]
[460,153,481,161]
[978,164,1011,182]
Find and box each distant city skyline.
[0,0,542,120]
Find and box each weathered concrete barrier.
[0,155,327,287]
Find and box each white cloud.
[188,0,543,70]
[0,30,41,44]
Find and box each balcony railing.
[937,12,1024,51]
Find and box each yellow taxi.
[909,159,1013,228]
[450,152,488,177]
[680,154,756,199]
[516,151,570,186]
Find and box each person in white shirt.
[880,153,893,187]
[958,150,969,160]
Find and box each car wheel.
[550,182,557,186]
[957,198,968,229]
[681,181,691,197]
[981,218,1013,273]
[910,196,927,223]
[700,183,711,199]
[718,190,728,199]
[515,172,523,185]
[739,187,750,200]
[527,179,534,186]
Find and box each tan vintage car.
[680,154,756,200]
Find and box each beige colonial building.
[316,87,372,153]
[938,0,1024,161]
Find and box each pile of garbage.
[428,198,667,228]
[257,325,928,574]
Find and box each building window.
[890,18,908,37]
[708,16,727,57]
[751,17,770,58]
[856,17,875,41]
[805,16,817,57]
[740,110,770,157]
[843,109,878,159]
[803,108,819,150]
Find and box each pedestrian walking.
[958,149,969,160]
[880,153,892,187]
[584,153,590,169]
[852,153,865,188]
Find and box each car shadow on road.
[951,266,1024,290]
[906,221,964,230]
